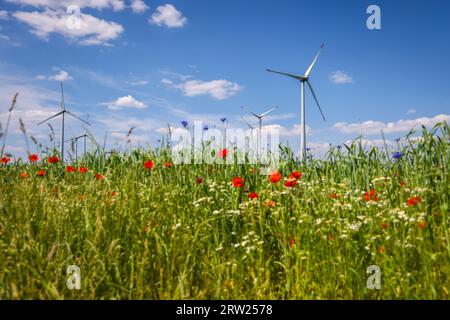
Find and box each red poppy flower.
[0,157,11,164]
[285,179,297,187]
[329,234,335,241]
[232,177,244,188]
[289,238,295,248]
[95,173,104,180]
[28,154,38,162]
[269,171,282,183]
[163,162,172,168]
[195,177,203,184]
[248,192,258,200]
[329,193,338,199]
[381,221,388,231]
[36,170,46,176]
[79,167,88,173]
[20,172,29,178]
[266,200,275,207]
[418,220,427,230]
[407,196,421,206]
[400,181,406,187]
[110,191,117,197]
[364,189,378,201]
[66,165,76,173]
[218,148,228,158]
[144,160,153,170]
[289,171,302,180]
[48,156,59,164]
[379,246,385,254]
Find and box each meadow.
[0,122,449,299]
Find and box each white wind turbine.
[37,82,90,162]
[266,43,326,161]
[241,106,279,157]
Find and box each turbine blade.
[266,69,305,81]
[240,106,260,119]
[260,106,279,118]
[306,81,326,122]
[241,117,256,129]
[37,111,64,125]
[304,43,324,78]
[65,110,91,125]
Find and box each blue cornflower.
[393,152,403,159]
[220,117,227,123]
[181,120,188,128]
[203,125,209,131]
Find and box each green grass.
[0,123,449,299]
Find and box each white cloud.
[149,4,187,28]
[333,114,450,135]
[127,80,149,86]
[105,95,146,110]
[165,79,243,100]
[49,69,72,82]
[329,71,354,84]
[0,10,8,20]
[407,108,416,114]
[13,9,124,46]
[130,0,148,13]
[6,0,125,11]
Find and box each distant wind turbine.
[37,82,90,162]
[241,106,279,156]
[266,43,326,161]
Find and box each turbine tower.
[266,44,326,162]
[37,82,90,162]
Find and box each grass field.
[0,123,449,299]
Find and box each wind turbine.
[37,82,90,162]
[241,106,279,157]
[266,43,326,162]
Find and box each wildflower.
[400,181,406,187]
[364,189,378,201]
[181,120,188,128]
[203,125,209,131]
[329,234,335,241]
[66,165,76,173]
[248,192,258,200]
[28,154,38,162]
[232,177,244,188]
[393,152,403,159]
[218,148,228,158]
[289,171,302,180]
[269,171,282,183]
[48,156,59,164]
[379,246,385,254]
[36,170,46,176]
[267,200,275,207]
[110,191,117,197]
[95,173,104,180]
[418,220,427,230]
[144,160,153,170]
[285,179,297,187]
[329,193,338,199]
[79,167,88,173]
[0,157,11,164]
[163,162,172,168]
[407,196,422,206]
[195,177,203,184]
[289,238,295,248]
[381,221,388,231]
[220,117,227,123]
[20,172,29,178]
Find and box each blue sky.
[1,0,449,158]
